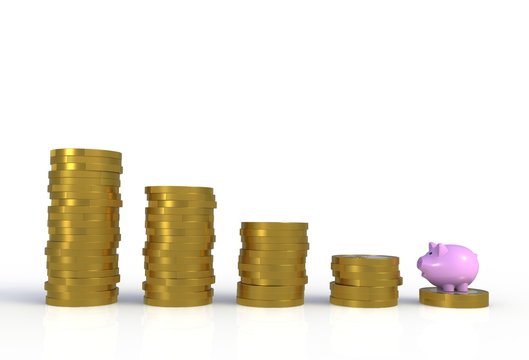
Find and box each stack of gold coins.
[330,255,403,308]
[419,287,489,308]
[45,148,122,307]
[237,222,309,308]
[143,186,216,307]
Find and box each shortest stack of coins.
[419,288,489,308]
[237,222,309,308]
[45,148,122,307]
[143,186,216,307]
[330,255,403,308]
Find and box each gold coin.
[144,242,214,251]
[145,276,215,287]
[238,263,305,272]
[335,277,403,287]
[45,247,117,256]
[146,228,214,236]
[49,227,120,236]
[144,296,212,307]
[146,235,215,243]
[240,276,308,286]
[237,283,304,301]
[142,282,210,292]
[330,263,399,272]
[144,262,212,271]
[241,222,308,230]
[142,249,211,257]
[51,155,122,165]
[49,177,121,186]
[145,214,214,222]
[237,290,303,301]
[46,296,117,307]
[332,255,399,266]
[49,191,121,200]
[241,235,308,244]
[144,257,213,266]
[46,240,119,250]
[44,282,115,292]
[48,206,121,214]
[51,148,122,159]
[147,193,215,201]
[48,212,119,221]
[49,170,121,179]
[330,296,398,308]
[47,262,117,271]
[46,254,118,263]
[50,163,123,173]
[239,270,306,279]
[144,289,213,300]
[146,207,214,215]
[237,282,304,294]
[48,184,120,193]
[147,200,217,209]
[419,287,489,308]
[240,250,308,258]
[239,256,306,265]
[237,282,304,293]
[145,270,214,279]
[331,270,401,280]
[241,242,310,251]
[48,233,120,240]
[47,275,120,286]
[46,288,119,300]
[47,268,119,278]
[236,297,304,308]
[240,229,307,237]
[145,186,213,195]
[145,221,212,229]
[330,283,398,301]
[50,199,122,207]
[48,220,119,228]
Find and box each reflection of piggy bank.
[417,243,479,292]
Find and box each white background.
[0,1,528,359]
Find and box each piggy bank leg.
[456,283,469,292]
[441,284,455,292]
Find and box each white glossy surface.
[1,1,528,358]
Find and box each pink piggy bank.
[417,242,479,292]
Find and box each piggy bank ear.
[429,242,437,251]
[435,243,448,256]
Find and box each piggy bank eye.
[428,252,432,255]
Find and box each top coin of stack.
[45,148,123,307]
[330,255,403,308]
[237,222,309,308]
[143,186,216,307]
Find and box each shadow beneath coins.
[0,288,45,305]
[212,292,237,305]
[398,295,420,305]
[116,290,143,304]
[304,294,331,305]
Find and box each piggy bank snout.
[417,257,423,269]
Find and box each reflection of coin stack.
[237,222,309,308]
[143,186,216,307]
[45,149,122,307]
[330,255,403,308]
[419,287,489,308]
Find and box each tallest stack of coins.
[45,149,123,307]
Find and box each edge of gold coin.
[236,297,304,308]
[419,287,489,308]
